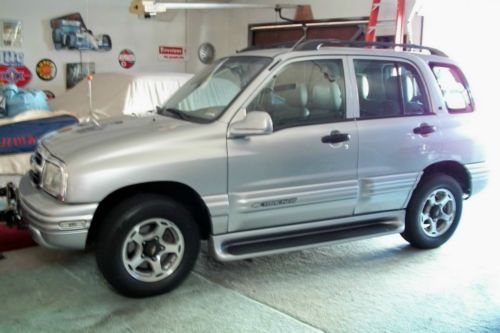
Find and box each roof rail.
[293,39,448,57]
[238,41,297,53]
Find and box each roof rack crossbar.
[293,39,448,57]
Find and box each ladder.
[365,0,406,44]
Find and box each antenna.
[86,74,100,127]
[275,4,309,47]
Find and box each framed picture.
[66,62,95,89]
[1,20,23,48]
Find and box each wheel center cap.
[144,239,161,257]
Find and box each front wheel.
[402,174,463,249]
[96,194,200,297]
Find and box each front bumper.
[18,174,98,250]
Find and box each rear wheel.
[96,194,200,297]
[402,174,463,249]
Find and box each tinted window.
[431,63,473,113]
[248,59,346,130]
[354,60,430,118]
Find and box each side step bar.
[209,211,405,261]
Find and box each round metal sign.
[119,49,136,69]
[36,59,57,81]
[198,43,215,65]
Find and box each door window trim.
[235,55,355,132]
[348,56,434,120]
[429,62,474,114]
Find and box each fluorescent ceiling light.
[129,1,299,16]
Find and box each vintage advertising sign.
[1,20,23,48]
[0,50,24,66]
[66,62,95,89]
[0,64,32,87]
[50,13,111,51]
[118,49,135,69]
[158,46,185,60]
[36,59,57,81]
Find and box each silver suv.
[18,41,488,297]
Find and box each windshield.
[160,56,271,122]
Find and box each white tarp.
[49,72,193,119]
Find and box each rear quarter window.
[430,63,474,113]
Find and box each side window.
[400,64,431,115]
[247,59,346,130]
[355,60,403,118]
[354,60,430,118]
[430,63,473,113]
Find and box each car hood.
[42,115,203,163]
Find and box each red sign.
[118,49,136,69]
[0,64,33,87]
[158,46,185,60]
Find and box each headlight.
[41,160,67,200]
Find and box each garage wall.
[1,0,188,96]
[186,0,370,73]
[186,0,419,73]
[2,0,423,95]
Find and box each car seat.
[309,80,343,120]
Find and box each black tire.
[96,194,200,298]
[402,173,463,249]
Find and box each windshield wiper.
[156,106,190,120]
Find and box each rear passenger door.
[350,57,442,214]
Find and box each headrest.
[403,75,415,101]
[276,83,308,107]
[356,74,369,99]
[311,81,342,111]
[385,76,400,101]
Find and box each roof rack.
[293,39,448,57]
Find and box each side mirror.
[228,111,273,138]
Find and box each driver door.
[227,57,359,232]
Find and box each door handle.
[321,131,350,144]
[413,123,436,135]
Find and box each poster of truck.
[50,13,111,51]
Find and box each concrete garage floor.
[1,186,499,332]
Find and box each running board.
[209,211,405,261]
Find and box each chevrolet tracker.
[12,40,488,297]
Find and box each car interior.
[248,60,346,129]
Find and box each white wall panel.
[1,0,188,96]
[186,0,421,72]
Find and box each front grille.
[30,149,45,187]
[34,152,42,165]
[30,170,41,185]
